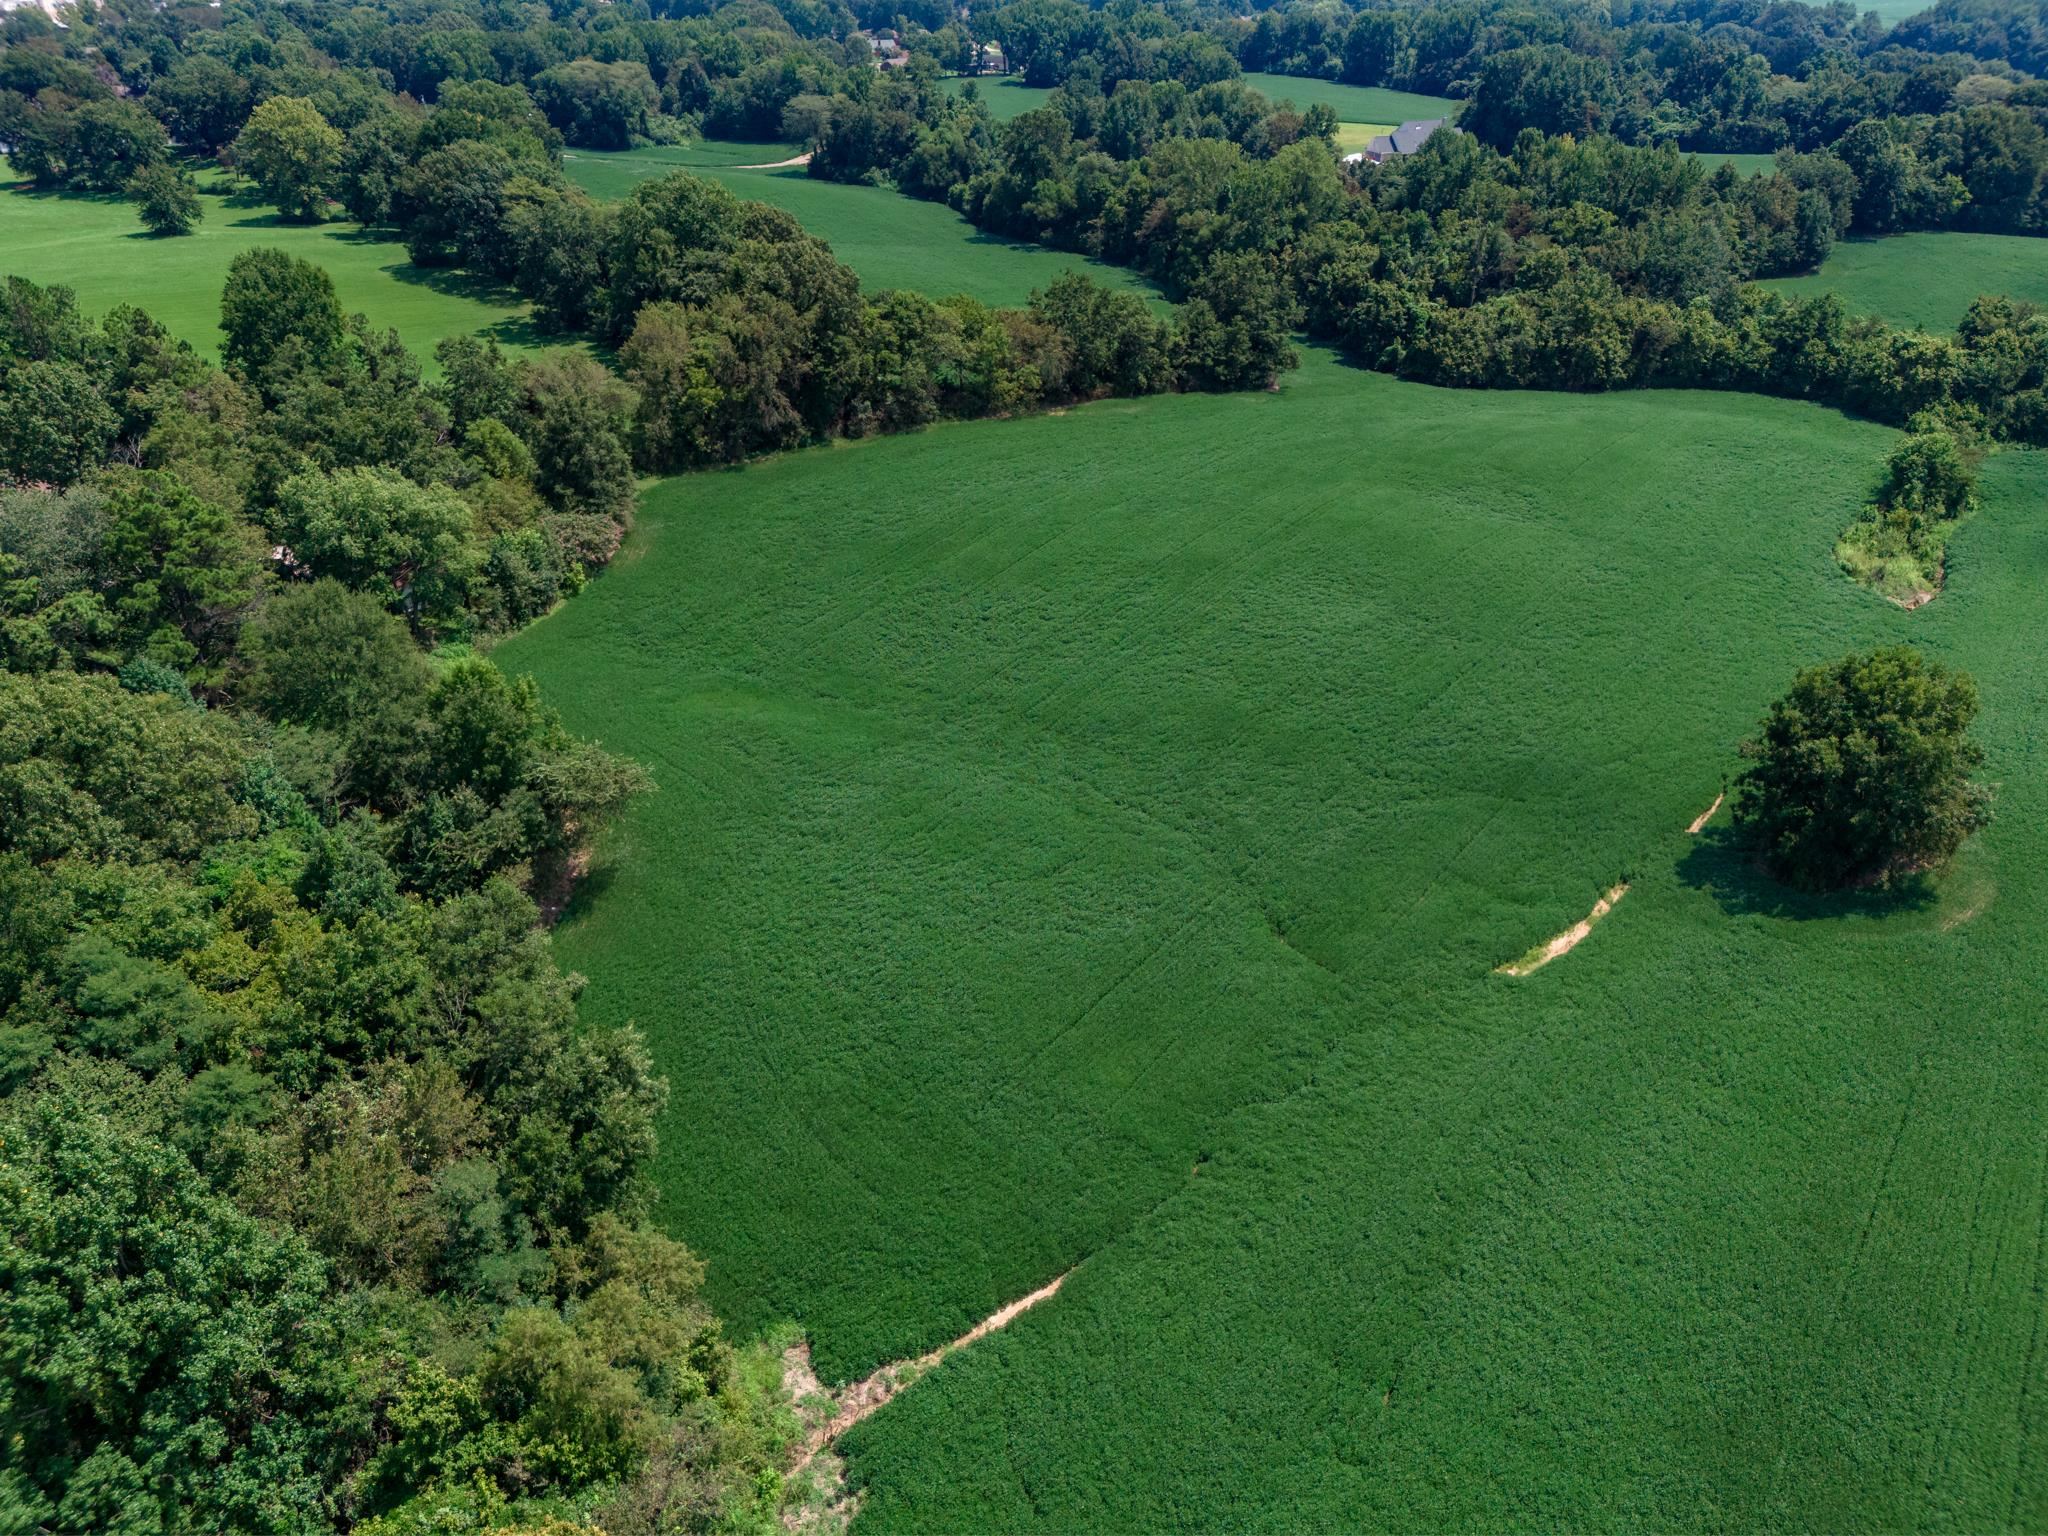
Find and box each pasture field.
[562,150,1161,307]
[497,346,2048,1527]
[0,167,544,369]
[1241,73,1458,123]
[1762,232,2048,333]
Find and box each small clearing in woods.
[1687,792,1724,835]
[1496,883,1629,976]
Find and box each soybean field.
[496,346,2048,1529]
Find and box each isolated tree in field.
[219,248,345,376]
[127,162,202,236]
[1879,431,1976,523]
[230,96,343,220]
[1733,646,1991,890]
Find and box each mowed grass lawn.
[497,347,2048,1528]
[0,169,548,369]
[563,148,1162,308]
[1763,231,2048,332]
[1333,121,1396,154]
[939,75,1054,120]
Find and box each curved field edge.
[493,352,2048,1527]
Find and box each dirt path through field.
[785,1269,1070,1484]
[1686,791,1724,835]
[1496,883,1628,976]
[780,1270,1073,1529]
[736,152,814,169]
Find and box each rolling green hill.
[1690,150,1780,177]
[496,346,2048,1528]
[940,73,1457,130]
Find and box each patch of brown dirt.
[1686,791,1724,835]
[1495,883,1628,977]
[736,151,814,169]
[780,1342,859,1534]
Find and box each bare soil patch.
[1686,792,1724,835]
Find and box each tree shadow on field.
[553,857,620,930]
[1677,825,1938,922]
[376,257,560,351]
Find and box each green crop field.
[0,167,546,370]
[496,346,2048,1528]
[1762,232,2048,333]
[1241,73,1457,123]
[563,149,1161,307]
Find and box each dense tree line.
[779,63,2048,442]
[198,81,1290,451]
[0,262,809,1531]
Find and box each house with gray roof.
[1341,118,1448,169]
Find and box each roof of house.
[1365,133,1396,158]
[1391,118,1444,154]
